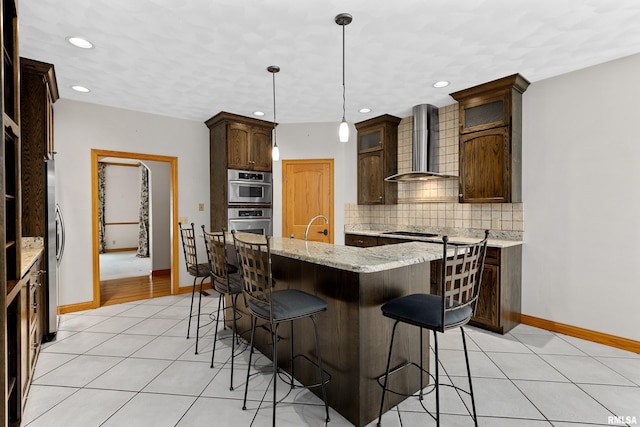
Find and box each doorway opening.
[91,149,179,307]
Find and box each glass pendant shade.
[339,120,349,143]
[272,143,280,161]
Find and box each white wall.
[522,52,640,341]
[271,122,358,244]
[54,99,210,306]
[103,164,139,250]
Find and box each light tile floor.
[21,293,640,427]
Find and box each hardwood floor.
[100,271,171,306]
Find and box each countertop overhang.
[230,233,451,273]
[346,229,523,248]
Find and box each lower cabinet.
[344,234,378,248]
[5,251,44,425]
[345,233,522,334]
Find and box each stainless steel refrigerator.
[45,157,64,340]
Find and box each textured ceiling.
[19,0,640,124]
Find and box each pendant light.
[268,65,280,161]
[336,13,352,143]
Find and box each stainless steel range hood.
[385,104,457,182]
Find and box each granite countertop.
[229,233,451,273]
[345,229,523,248]
[21,236,44,278]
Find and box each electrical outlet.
[198,203,204,211]
[112,240,116,245]
[179,216,188,224]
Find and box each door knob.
[317,229,328,236]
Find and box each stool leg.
[419,328,424,400]
[243,315,257,410]
[230,293,238,391]
[377,320,399,426]
[461,327,478,427]
[311,315,330,422]
[194,276,205,354]
[290,321,295,385]
[210,289,223,368]
[272,322,279,427]
[433,330,440,427]
[187,277,197,339]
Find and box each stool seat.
[214,272,243,295]
[187,263,211,277]
[381,293,472,330]
[248,289,328,322]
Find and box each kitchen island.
[227,234,449,427]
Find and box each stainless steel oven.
[228,169,272,205]
[228,207,272,236]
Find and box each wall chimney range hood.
[385,104,457,182]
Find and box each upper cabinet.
[355,114,401,205]
[20,58,59,239]
[451,74,529,203]
[208,113,274,172]
[205,112,275,231]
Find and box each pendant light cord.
[272,69,277,145]
[342,23,346,122]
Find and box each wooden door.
[282,159,334,243]
[459,126,510,203]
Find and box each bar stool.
[232,231,330,427]
[377,230,489,427]
[202,226,243,391]
[179,222,213,354]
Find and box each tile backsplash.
[345,103,524,239]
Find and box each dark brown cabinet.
[20,58,58,238]
[2,1,22,425]
[213,114,274,172]
[355,115,400,205]
[451,74,529,203]
[459,127,510,203]
[205,112,275,231]
[344,233,378,247]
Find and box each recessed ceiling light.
[433,80,450,88]
[253,111,265,116]
[71,85,90,93]
[359,108,371,113]
[66,36,94,49]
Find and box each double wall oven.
[227,169,272,235]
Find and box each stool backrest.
[232,232,275,323]
[202,226,229,285]
[439,230,489,331]
[179,222,200,272]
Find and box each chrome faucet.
[304,215,329,241]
